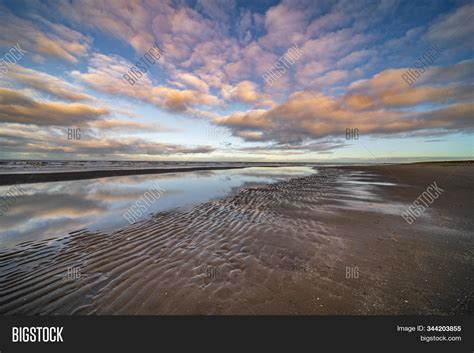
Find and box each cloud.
[214,59,474,144]
[0,88,108,126]
[311,69,350,87]
[73,53,222,114]
[426,3,474,50]
[4,65,94,101]
[240,140,348,153]
[87,119,173,132]
[221,80,275,107]
[0,5,91,63]
[0,67,173,133]
[336,49,376,68]
[195,0,236,29]
[345,59,474,110]
[173,72,210,93]
[260,2,308,50]
[224,41,276,82]
[0,124,214,157]
[214,109,271,130]
[55,0,232,75]
[52,0,162,54]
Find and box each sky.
[0,0,472,162]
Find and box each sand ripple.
[1,166,472,314]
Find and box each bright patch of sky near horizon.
[0,0,472,162]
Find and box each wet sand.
[0,163,472,314]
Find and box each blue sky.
[0,0,472,162]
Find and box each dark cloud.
[0,88,108,126]
[0,126,215,157]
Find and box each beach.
[0,162,472,315]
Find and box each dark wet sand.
[0,163,472,314]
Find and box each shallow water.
[0,166,315,248]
